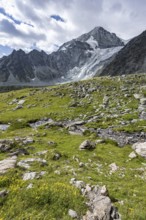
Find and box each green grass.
[1,74,146,219]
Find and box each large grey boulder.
[132,142,146,158]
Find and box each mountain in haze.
[100,30,146,76]
[0,27,124,85]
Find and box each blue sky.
[0,0,146,57]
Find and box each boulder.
[23,171,46,180]
[17,158,47,169]
[70,179,121,220]
[79,140,96,150]
[0,156,17,174]
[132,142,146,158]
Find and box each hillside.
[100,30,146,76]
[0,74,146,219]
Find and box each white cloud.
[0,0,146,56]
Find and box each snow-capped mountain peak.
[0,26,125,85]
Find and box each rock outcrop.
[70,178,121,220]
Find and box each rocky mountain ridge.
[0,27,124,85]
[100,30,146,76]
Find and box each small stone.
[103,95,109,105]
[140,98,146,105]
[85,184,92,192]
[48,141,56,145]
[70,178,76,185]
[100,185,108,196]
[27,183,33,189]
[53,153,62,160]
[79,162,84,167]
[133,94,141,99]
[35,150,48,156]
[129,151,137,159]
[109,163,119,174]
[79,140,96,150]
[13,105,23,110]
[75,181,85,189]
[18,100,25,105]
[68,209,78,219]
[23,137,34,145]
[23,172,37,180]
[54,170,61,175]
[0,190,8,198]
[95,139,104,144]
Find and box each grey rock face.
[0,27,124,85]
[0,49,34,82]
[100,30,146,76]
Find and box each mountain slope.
[1,74,146,219]
[0,27,124,85]
[100,30,146,76]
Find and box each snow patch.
[67,46,123,81]
[86,36,98,49]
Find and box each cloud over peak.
[0,0,146,57]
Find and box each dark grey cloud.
[0,19,46,41]
[1,19,20,36]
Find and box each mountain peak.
[91,26,105,32]
[11,49,25,56]
[77,26,124,48]
[0,26,125,85]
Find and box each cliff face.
[100,30,146,76]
